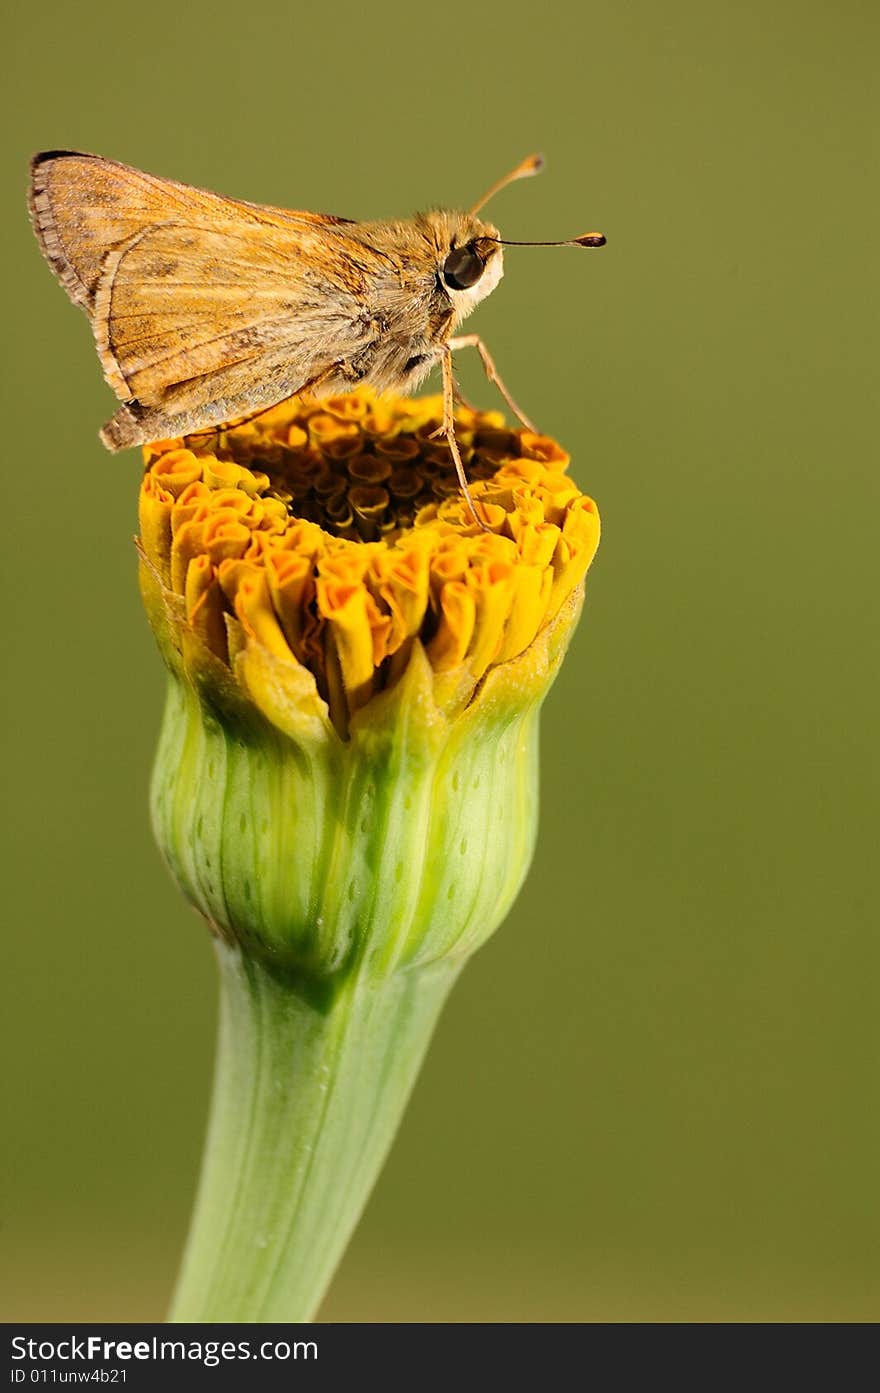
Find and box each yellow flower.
[138,387,599,738]
[140,387,600,977]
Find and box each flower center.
[170,393,526,542]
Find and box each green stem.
[169,942,459,1322]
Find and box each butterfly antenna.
[492,232,606,248]
[470,153,545,215]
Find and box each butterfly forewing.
[29,151,390,436]
[31,152,266,306]
[93,220,375,409]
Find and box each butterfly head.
[433,212,505,320]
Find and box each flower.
[138,387,600,1320]
[139,388,598,735]
[140,388,598,980]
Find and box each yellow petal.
[316,580,379,712]
[151,448,204,497]
[371,543,431,655]
[185,554,228,660]
[548,496,601,617]
[465,558,516,681]
[138,473,174,584]
[233,570,296,663]
[265,549,314,659]
[518,432,571,468]
[426,580,475,672]
[496,563,551,663]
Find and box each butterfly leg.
[439,348,489,531]
[447,334,538,433]
[426,367,475,430]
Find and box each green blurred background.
[1,0,876,1322]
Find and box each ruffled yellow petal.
[138,473,174,584]
[371,542,431,655]
[425,580,475,672]
[316,555,389,716]
[233,569,295,664]
[151,448,204,497]
[464,558,516,681]
[265,549,314,660]
[184,554,227,660]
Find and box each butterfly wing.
[93,219,377,408]
[29,151,390,444]
[29,150,360,304]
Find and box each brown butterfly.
[29,150,604,520]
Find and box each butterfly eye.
[442,243,485,291]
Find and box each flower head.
[138,387,599,738]
[140,388,599,982]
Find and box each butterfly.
[29,149,604,520]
